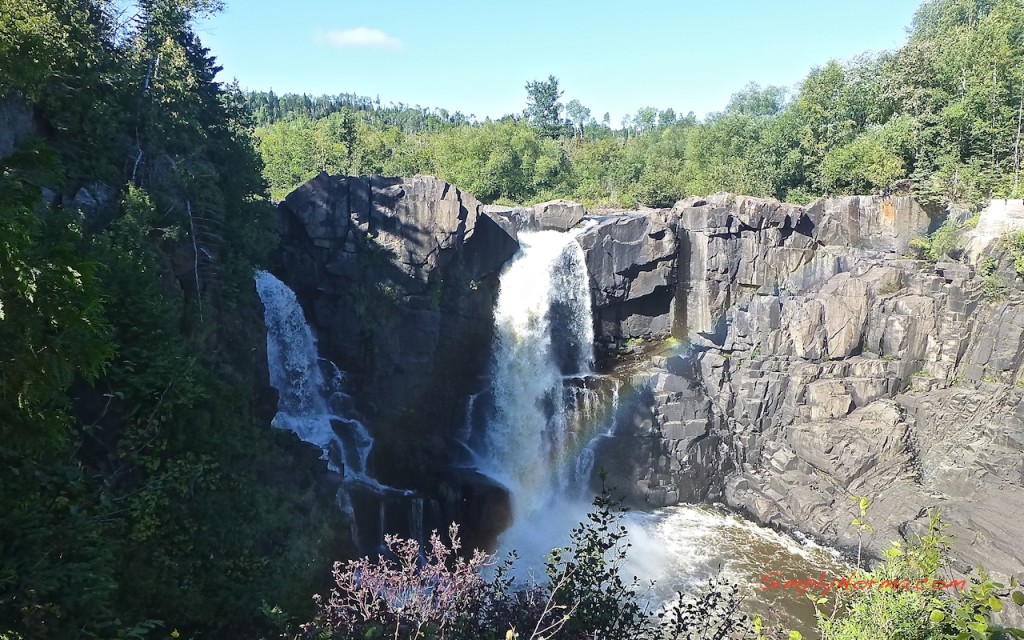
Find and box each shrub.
[816,510,1024,640]
[982,275,1010,301]
[293,489,765,640]
[299,523,492,640]
[999,231,1024,277]
[911,216,968,261]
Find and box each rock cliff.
[272,174,1024,579]
[584,192,1024,581]
[272,174,518,546]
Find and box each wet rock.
[0,95,33,160]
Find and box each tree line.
[253,0,1024,208]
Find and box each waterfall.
[482,230,597,518]
[255,270,385,489]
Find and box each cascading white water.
[465,228,846,633]
[255,270,376,483]
[482,229,596,518]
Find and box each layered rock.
[272,174,1024,580]
[576,210,679,346]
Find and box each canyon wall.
[273,174,1024,578]
[583,192,1024,580]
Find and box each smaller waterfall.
[410,496,424,546]
[256,270,374,477]
[256,270,418,550]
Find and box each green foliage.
[911,215,972,261]
[817,509,1024,640]
[0,1,341,638]
[820,117,918,194]
[524,75,568,138]
[249,0,1024,211]
[1000,231,1024,276]
[427,120,572,204]
[658,579,763,640]
[543,490,649,640]
[0,143,113,455]
[982,274,1011,300]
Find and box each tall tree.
[566,98,591,139]
[524,74,567,137]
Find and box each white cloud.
[315,27,403,50]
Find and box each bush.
[910,216,969,261]
[999,231,1024,277]
[299,524,492,640]
[293,489,764,640]
[816,510,1024,640]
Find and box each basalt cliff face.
[272,175,1024,578]
[582,193,1024,579]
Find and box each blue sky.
[198,0,924,123]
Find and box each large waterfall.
[475,229,611,561]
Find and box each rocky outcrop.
[582,190,1024,582]
[274,174,519,487]
[966,198,1024,260]
[482,199,585,232]
[576,210,679,347]
[807,195,932,253]
[273,174,1024,580]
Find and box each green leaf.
[930,609,946,623]
[990,597,1003,612]
[789,632,803,640]
[1013,590,1024,606]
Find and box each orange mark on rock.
[882,198,896,223]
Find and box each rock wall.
[582,191,1024,581]
[272,174,1023,578]
[274,173,518,492]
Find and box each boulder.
[481,199,585,233]
[576,210,678,344]
[533,199,585,231]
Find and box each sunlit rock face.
[576,191,1024,583]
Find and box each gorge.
[263,173,1024,597]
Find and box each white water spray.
[255,270,377,484]
[482,230,596,518]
